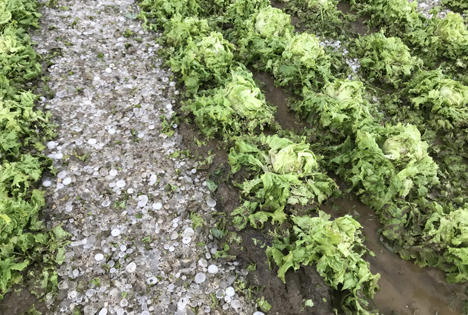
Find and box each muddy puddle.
[325,197,467,315]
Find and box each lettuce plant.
[332,123,439,211]
[272,32,333,92]
[234,7,294,66]
[169,32,235,94]
[441,0,468,12]
[223,0,270,25]
[406,70,468,131]
[182,66,275,139]
[355,32,422,88]
[266,211,380,314]
[229,135,338,228]
[291,79,374,138]
[138,0,200,30]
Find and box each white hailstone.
[208,265,219,274]
[68,290,78,299]
[66,204,73,212]
[194,273,206,284]
[207,199,216,207]
[137,195,148,208]
[72,270,79,277]
[47,141,58,149]
[148,125,155,130]
[88,138,97,145]
[105,68,112,73]
[253,312,265,315]
[149,174,157,185]
[126,262,136,273]
[225,287,235,297]
[95,253,104,261]
[231,300,241,309]
[120,245,127,251]
[86,289,96,297]
[111,229,121,237]
[166,104,173,110]
[127,188,134,194]
[152,202,162,210]
[55,152,64,159]
[116,180,126,188]
[120,299,128,307]
[138,132,144,138]
[182,236,191,244]
[63,177,72,185]
[169,246,175,252]
[183,228,195,237]
[198,259,208,268]
[57,171,67,179]
[191,168,197,174]
[42,180,51,187]
[57,183,64,190]
[110,268,116,273]
[141,312,150,315]
[108,128,116,135]
[109,169,118,176]
[102,200,111,207]
[177,297,189,310]
[99,308,108,315]
[147,276,158,285]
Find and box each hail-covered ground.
[32,1,259,314]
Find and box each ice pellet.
[42,180,51,187]
[182,236,191,244]
[88,138,97,145]
[231,300,241,309]
[208,265,219,274]
[195,273,206,284]
[138,195,148,207]
[95,253,104,261]
[152,202,162,210]
[253,312,265,315]
[109,169,118,176]
[57,171,67,179]
[63,177,72,185]
[120,299,128,307]
[207,198,216,207]
[226,287,235,297]
[126,262,137,273]
[116,180,126,188]
[99,308,108,315]
[183,228,194,237]
[111,229,121,237]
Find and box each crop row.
[0,0,69,299]
[138,0,468,313]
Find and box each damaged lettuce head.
[406,70,468,131]
[235,6,293,66]
[272,32,333,93]
[169,32,235,94]
[229,135,338,229]
[182,66,275,139]
[291,79,374,138]
[355,32,422,88]
[332,123,439,211]
[266,211,380,314]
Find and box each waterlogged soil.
[325,196,468,315]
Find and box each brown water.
[329,197,466,315]
[257,71,467,315]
